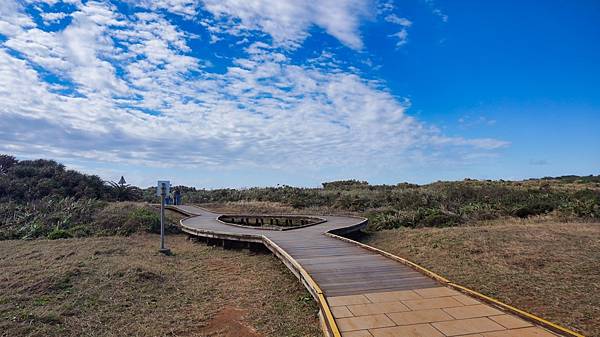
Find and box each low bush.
[558,199,600,219]
[47,227,72,240]
[160,178,599,231]
[127,207,161,234]
[0,199,178,240]
[511,202,555,218]
[0,197,104,239]
[368,208,462,230]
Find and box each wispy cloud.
[382,10,412,48]
[196,0,373,50]
[0,0,507,184]
[458,115,498,129]
[424,0,448,22]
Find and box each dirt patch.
[198,307,262,337]
[363,221,600,337]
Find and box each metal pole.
[160,193,165,250]
[159,189,170,254]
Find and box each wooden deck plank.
[174,205,441,297]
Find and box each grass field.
[0,234,321,337]
[2,199,597,336]
[362,220,600,337]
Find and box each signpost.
[157,180,171,254]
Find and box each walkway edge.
[167,206,342,337]
[325,232,585,337]
[263,237,341,337]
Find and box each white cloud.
[384,13,412,48]
[424,0,448,22]
[0,0,508,183]
[385,14,411,27]
[0,0,35,37]
[199,0,372,50]
[389,29,409,47]
[40,12,69,24]
[458,115,498,128]
[137,0,200,19]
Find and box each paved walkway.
[171,205,564,337]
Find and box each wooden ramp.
[170,205,571,337]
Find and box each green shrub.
[0,156,107,202]
[417,208,461,227]
[558,199,600,219]
[127,207,161,234]
[0,197,172,239]
[511,202,555,218]
[90,203,177,236]
[458,202,498,221]
[368,207,462,230]
[68,225,92,238]
[47,227,72,240]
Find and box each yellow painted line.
[326,232,450,283]
[263,237,342,337]
[325,232,585,337]
[449,283,585,337]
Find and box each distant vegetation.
[0,155,106,202]
[149,178,600,231]
[0,155,174,240]
[0,155,143,203]
[1,154,598,239]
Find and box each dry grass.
[201,201,315,215]
[200,201,351,217]
[362,221,600,337]
[0,234,321,337]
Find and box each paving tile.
[332,306,354,318]
[453,295,481,306]
[443,304,504,319]
[347,301,410,316]
[369,323,445,337]
[365,290,422,303]
[458,335,484,337]
[342,330,373,337]
[337,314,396,332]
[488,314,533,329]
[329,294,371,306]
[482,327,559,337]
[431,317,505,336]
[402,297,464,310]
[387,308,454,326]
[414,287,461,298]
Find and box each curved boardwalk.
[171,205,568,337]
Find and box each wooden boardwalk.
[173,205,437,297]
[170,205,570,337]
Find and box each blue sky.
[0,0,598,188]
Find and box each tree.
[105,176,141,201]
[0,154,17,175]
